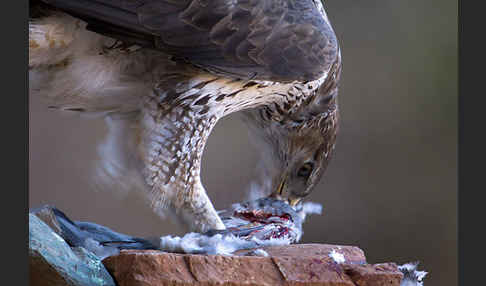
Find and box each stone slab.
[103,244,403,286]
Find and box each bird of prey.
[29,0,342,233]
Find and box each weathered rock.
[343,263,404,286]
[29,213,116,286]
[102,245,404,286]
[31,205,65,236]
[31,205,157,257]
[254,244,366,264]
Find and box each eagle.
[29,0,342,233]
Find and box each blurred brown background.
[29,1,457,285]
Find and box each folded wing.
[41,0,339,82]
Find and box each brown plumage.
[29,0,342,233]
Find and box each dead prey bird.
[39,197,322,256]
[157,197,323,255]
[29,0,342,233]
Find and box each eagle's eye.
[297,162,314,178]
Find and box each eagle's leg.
[139,93,225,233]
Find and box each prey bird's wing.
[41,0,338,82]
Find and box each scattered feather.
[399,262,428,286]
[329,249,346,264]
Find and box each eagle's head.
[243,54,341,207]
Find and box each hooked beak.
[276,177,286,196]
[270,175,287,200]
[288,197,302,206]
[272,175,302,206]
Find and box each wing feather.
[41,0,338,82]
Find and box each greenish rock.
[29,214,116,286]
[30,205,157,256]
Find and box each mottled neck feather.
[244,51,341,131]
[135,69,327,231]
